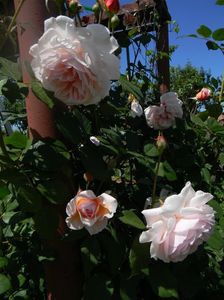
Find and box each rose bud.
[196,88,211,101]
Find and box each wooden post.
[14,1,82,299]
[156,21,170,94]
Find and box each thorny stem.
[0,0,26,52]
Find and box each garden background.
[0,0,224,299]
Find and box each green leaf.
[81,238,101,276]
[119,210,145,229]
[191,114,205,126]
[4,131,29,149]
[119,75,143,100]
[218,152,224,166]
[206,40,219,50]
[201,167,210,185]
[56,112,84,145]
[0,274,11,295]
[0,57,21,80]
[206,227,224,250]
[37,178,71,204]
[216,0,224,4]
[24,140,70,172]
[207,104,223,118]
[144,143,159,157]
[212,28,224,41]
[129,235,149,274]
[17,186,42,212]
[158,161,177,181]
[149,263,179,298]
[73,109,92,135]
[0,257,8,269]
[197,25,212,38]
[99,228,126,274]
[206,117,224,135]
[31,81,55,108]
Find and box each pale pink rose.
[139,182,215,263]
[29,16,120,106]
[144,92,183,130]
[160,92,183,119]
[144,105,174,130]
[66,190,117,235]
[131,100,143,117]
[196,87,211,101]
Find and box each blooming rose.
[139,182,215,263]
[29,16,120,106]
[196,87,211,101]
[131,99,143,117]
[144,92,183,130]
[66,190,117,235]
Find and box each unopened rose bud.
[111,15,120,30]
[68,0,78,13]
[156,134,167,153]
[196,87,211,101]
[83,172,93,183]
[92,3,100,17]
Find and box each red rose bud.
[196,87,211,101]
[105,0,120,14]
[156,134,167,153]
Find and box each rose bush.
[29,16,120,105]
[66,190,117,235]
[144,92,183,129]
[139,182,215,263]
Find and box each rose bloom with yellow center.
[66,190,118,235]
[29,16,120,106]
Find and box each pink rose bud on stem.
[156,134,167,154]
[196,88,211,101]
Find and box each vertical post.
[156,21,170,94]
[14,1,82,299]
[14,0,56,139]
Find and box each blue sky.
[82,0,224,77]
[167,0,224,77]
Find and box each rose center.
[77,197,99,219]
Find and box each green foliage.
[197,25,212,38]
[0,1,224,299]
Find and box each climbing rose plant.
[0,1,224,299]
